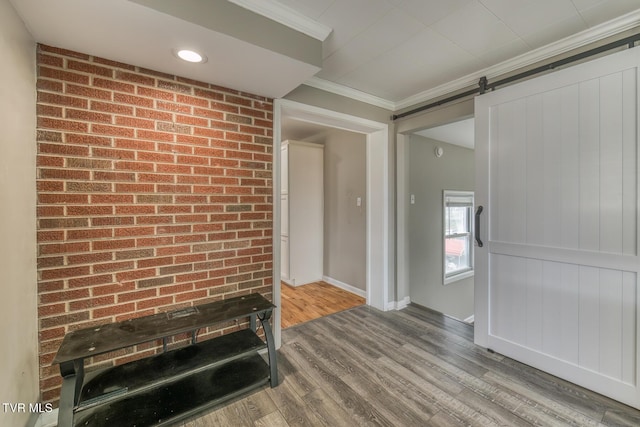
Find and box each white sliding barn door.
[475,46,640,408]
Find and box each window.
[443,190,474,284]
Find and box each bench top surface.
[53,293,274,365]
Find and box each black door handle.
[475,206,484,248]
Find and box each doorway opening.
[272,99,390,347]
[397,101,475,324]
[279,126,367,329]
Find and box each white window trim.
[443,190,474,285]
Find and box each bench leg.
[259,311,278,387]
[250,313,257,332]
[57,375,76,427]
[59,359,84,406]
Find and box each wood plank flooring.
[280,281,365,329]
[182,304,640,426]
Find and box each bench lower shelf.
[79,329,266,406]
[73,354,270,427]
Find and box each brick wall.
[35,44,273,403]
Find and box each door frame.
[395,100,475,312]
[272,99,390,347]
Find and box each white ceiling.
[415,118,475,149]
[8,0,322,99]
[9,0,640,111]
[278,0,640,106]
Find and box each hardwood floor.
[280,281,365,329]
[182,304,640,426]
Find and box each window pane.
[443,190,474,283]
[445,206,469,235]
[445,235,471,275]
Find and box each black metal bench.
[53,293,278,427]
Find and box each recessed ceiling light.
[175,49,207,63]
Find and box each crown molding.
[394,8,640,111]
[304,77,396,111]
[227,0,332,41]
[304,8,640,113]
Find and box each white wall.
[0,0,39,425]
[407,135,474,320]
[323,129,367,291]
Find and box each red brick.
[38,117,88,133]
[93,303,136,319]
[115,116,155,129]
[40,288,90,304]
[69,296,115,311]
[175,290,207,303]
[67,252,113,266]
[37,205,64,217]
[115,160,154,171]
[114,138,155,151]
[115,70,155,86]
[209,120,239,132]
[68,274,113,288]
[118,289,157,303]
[115,205,154,215]
[138,86,175,101]
[194,88,224,100]
[136,108,173,121]
[114,226,155,237]
[210,102,239,113]
[92,169,130,185]
[91,101,134,115]
[40,311,90,329]
[66,84,113,100]
[37,181,64,192]
[93,261,135,274]
[91,217,135,226]
[157,100,191,113]
[67,205,114,216]
[158,80,191,94]
[91,282,136,296]
[67,60,113,77]
[91,124,135,137]
[39,242,90,256]
[91,194,135,204]
[114,93,154,108]
[115,183,155,193]
[93,78,135,93]
[136,296,175,310]
[177,94,208,107]
[66,228,113,240]
[137,257,173,268]
[136,130,175,142]
[115,269,157,282]
[64,134,113,147]
[137,151,174,163]
[37,104,63,117]
[40,66,90,84]
[92,239,136,251]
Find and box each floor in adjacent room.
[279,280,365,329]
[182,304,640,426]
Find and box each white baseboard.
[384,296,411,311]
[322,276,366,298]
[464,315,475,324]
[396,296,411,310]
